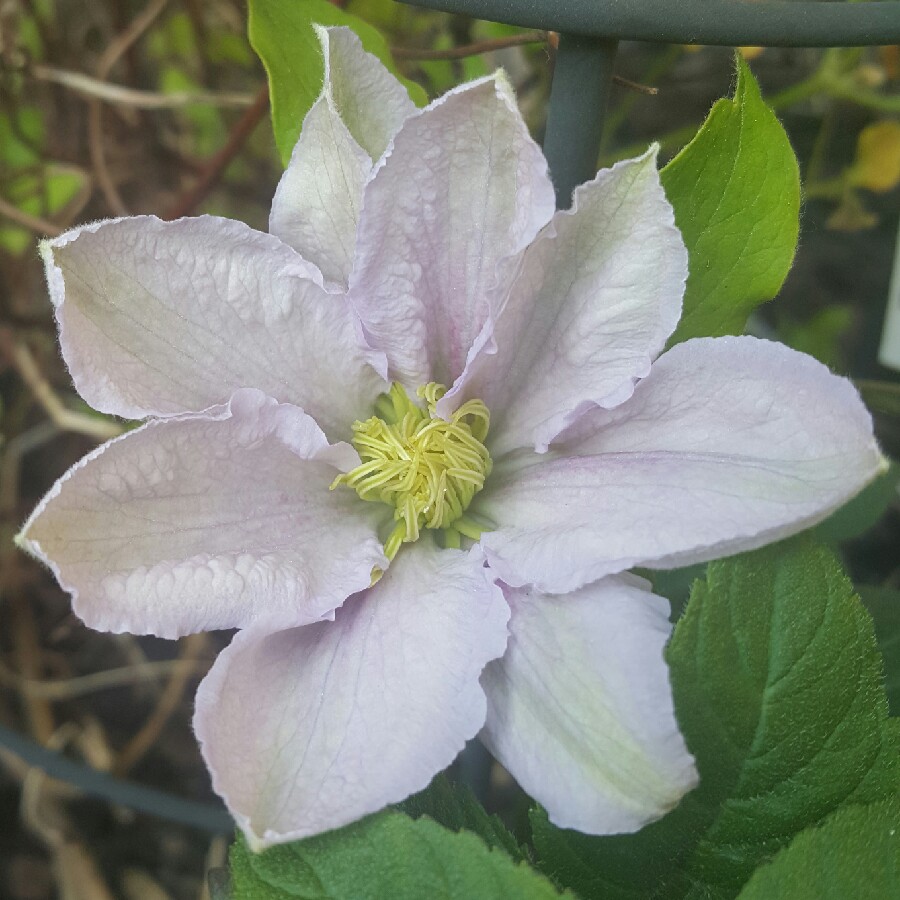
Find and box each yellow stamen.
[332,383,492,557]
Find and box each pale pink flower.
[18,27,883,849]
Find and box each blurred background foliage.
[0,1,897,898]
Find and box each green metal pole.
[543,34,619,208]
[0,722,233,832]
[396,0,900,47]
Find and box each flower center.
[332,383,492,562]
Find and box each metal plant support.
[397,0,900,207]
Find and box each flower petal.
[481,575,697,833]
[319,25,415,162]
[269,26,414,286]
[348,74,555,388]
[194,541,509,848]
[269,99,370,287]
[443,149,685,455]
[43,215,385,438]
[17,390,387,638]
[477,337,885,593]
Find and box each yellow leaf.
[850,120,900,193]
[739,46,764,61]
[878,45,900,81]
[854,63,886,90]
[827,190,877,232]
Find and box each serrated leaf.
[661,56,800,344]
[530,796,709,900]
[248,0,427,166]
[856,380,900,460]
[230,810,568,899]
[736,798,900,899]
[400,773,526,862]
[859,586,900,716]
[811,460,899,544]
[671,540,899,898]
[858,379,900,421]
[532,539,899,900]
[638,563,707,620]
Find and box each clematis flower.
[18,26,884,850]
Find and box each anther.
[332,382,492,557]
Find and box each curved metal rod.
[0,722,233,833]
[396,0,900,47]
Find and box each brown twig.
[199,835,229,900]
[164,84,270,220]
[113,633,210,776]
[0,195,62,237]
[0,422,59,530]
[18,725,119,899]
[1,334,124,442]
[613,75,659,96]
[52,842,118,900]
[88,0,171,216]
[392,30,548,60]
[19,724,81,846]
[0,658,210,701]
[7,597,56,745]
[122,870,171,900]
[32,65,255,109]
[0,163,91,237]
[391,32,657,94]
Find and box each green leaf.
[776,304,854,370]
[859,380,900,421]
[638,562,707,621]
[661,56,800,344]
[811,460,900,544]
[345,0,411,32]
[248,0,427,166]
[160,67,226,157]
[416,33,463,95]
[399,773,526,862]
[859,586,900,716]
[532,539,899,900]
[0,107,44,167]
[736,798,900,900]
[669,539,899,897]
[0,164,88,255]
[856,380,900,460]
[230,810,568,899]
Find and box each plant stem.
[600,44,682,154]
[164,84,270,220]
